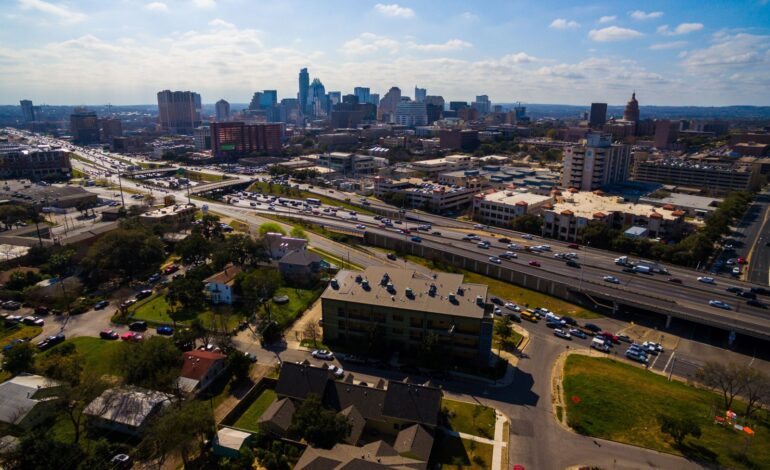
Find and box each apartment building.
[542,191,686,242]
[372,177,479,213]
[321,266,493,366]
[0,144,71,180]
[561,133,631,190]
[632,158,762,194]
[409,154,474,176]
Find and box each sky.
[1,0,770,107]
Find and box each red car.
[600,331,619,343]
[528,260,541,267]
[100,329,119,340]
[737,257,747,265]
[163,264,179,274]
[567,243,580,249]
[121,331,143,342]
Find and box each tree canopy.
[288,394,351,449]
[114,336,182,392]
[83,228,165,280]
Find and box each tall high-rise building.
[449,101,468,112]
[370,93,380,106]
[562,133,631,190]
[20,100,35,122]
[425,95,445,123]
[395,101,428,127]
[260,90,277,108]
[157,90,202,135]
[354,87,370,104]
[414,87,427,103]
[249,92,263,111]
[623,92,640,123]
[215,99,231,122]
[298,68,310,115]
[589,103,608,129]
[70,109,100,144]
[328,91,341,107]
[100,118,123,143]
[377,87,401,122]
[307,78,327,118]
[473,95,491,114]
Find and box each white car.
[507,243,521,250]
[328,365,345,378]
[698,276,716,284]
[494,307,502,315]
[554,328,572,340]
[522,234,534,240]
[603,275,620,284]
[488,256,502,264]
[709,300,731,310]
[474,224,484,229]
[311,349,334,360]
[504,302,521,312]
[356,224,366,230]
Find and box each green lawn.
[262,286,322,329]
[39,336,125,377]
[563,355,770,469]
[442,399,496,439]
[233,389,277,432]
[128,292,243,330]
[187,170,227,182]
[405,255,602,319]
[430,433,493,470]
[0,324,42,348]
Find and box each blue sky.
[2,0,769,106]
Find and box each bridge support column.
[665,314,672,329]
[613,302,619,315]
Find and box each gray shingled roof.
[393,424,434,461]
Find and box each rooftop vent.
[428,284,437,297]
[361,279,370,290]
[330,279,339,289]
[476,295,484,306]
[355,274,363,283]
[405,287,414,299]
[381,273,390,286]
[448,292,457,304]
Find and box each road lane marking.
[662,351,676,373]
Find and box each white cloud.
[208,18,235,29]
[408,39,472,52]
[588,26,644,42]
[549,18,580,29]
[18,0,86,23]
[192,0,216,9]
[144,2,168,12]
[649,41,688,50]
[598,15,616,24]
[504,52,538,64]
[681,33,769,70]
[341,33,400,55]
[629,10,663,20]
[374,3,414,18]
[657,23,704,36]
[459,11,478,21]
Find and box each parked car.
[94,300,110,310]
[100,329,119,340]
[554,328,572,340]
[129,320,148,331]
[507,313,521,323]
[135,290,153,300]
[504,302,520,312]
[148,273,161,284]
[2,301,21,310]
[386,253,397,261]
[616,334,633,343]
[22,316,44,326]
[600,331,619,343]
[312,349,334,360]
[561,316,577,326]
[328,365,345,378]
[156,325,174,335]
[37,333,65,351]
[163,264,179,274]
[545,320,561,329]
[625,350,649,364]
[569,328,587,339]
[34,306,50,315]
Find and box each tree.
[288,394,351,449]
[2,342,34,375]
[114,336,183,392]
[227,350,252,382]
[303,321,320,348]
[199,214,223,240]
[5,270,43,291]
[258,222,286,236]
[176,231,212,265]
[212,234,263,268]
[657,414,701,447]
[290,226,307,239]
[138,400,214,468]
[238,269,283,314]
[695,361,743,410]
[0,204,28,231]
[0,430,84,470]
[166,276,206,326]
[163,195,176,206]
[143,193,156,206]
[510,214,542,235]
[737,367,769,419]
[83,228,165,281]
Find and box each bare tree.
[696,361,743,410]
[304,321,320,347]
[738,367,769,419]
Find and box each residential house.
[83,387,170,436]
[294,440,426,470]
[204,263,243,305]
[257,397,295,437]
[263,232,307,260]
[0,374,61,430]
[278,250,324,285]
[177,350,228,395]
[213,427,252,458]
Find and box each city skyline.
[2,0,770,106]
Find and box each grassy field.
[442,399,496,439]
[404,255,601,319]
[187,170,227,182]
[262,286,322,329]
[0,324,42,348]
[247,181,375,215]
[129,292,243,330]
[563,355,770,469]
[39,336,125,377]
[431,433,493,470]
[308,246,363,271]
[233,389,277,432]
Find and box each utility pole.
[117,170,125,206]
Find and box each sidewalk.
[440,410,509,470]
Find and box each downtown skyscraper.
[157,90,202,135]
[298,68,310,116]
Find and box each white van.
[591,337,610,352]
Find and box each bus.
[306,198,321,206]
[521,311,539,323]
